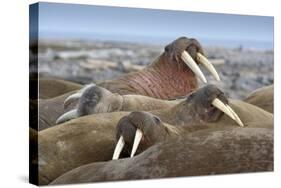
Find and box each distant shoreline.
[38,32,273,51]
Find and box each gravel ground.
[33,39,274,99]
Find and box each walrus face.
[178,84,244,126]
[56,84,123,124]
[186,85,228,122]
[119,37,221,99]
[77,85,122,116]
[112,111,169,160]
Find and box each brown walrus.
[37,84,180,131]
[39,78,82,99]
[97,36,220,99]
[37,37,220,102]
[244,84,273,113]
[55,84,180,125]
[35,85,273,185]
[50,127,273,185]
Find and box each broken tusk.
[181,51,207,83]
[197,52,220,81]
[56,109,78,124]
[130,129,143,158]
[64,93,82,109]
[226,104,244,127]
[112,136,125,160]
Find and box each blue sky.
[35,2,274,49]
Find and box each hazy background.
[32,2,274,99]
[37,2,273,50]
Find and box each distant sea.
[39,31,273,51]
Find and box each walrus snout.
[165,37,220,83]
[113,111,168,160]
[185,85,244,126]
[165,37,204,60]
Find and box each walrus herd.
[30,37,274,185]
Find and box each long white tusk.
[56,109,78,124]
[197,52,220,81]
[212,98,235,120]
[181,51,207,83]
[64,93,82,109]
[112,136,125,160]
[226,105,244,127]
[212,98,244,127]
[130,129,143,158]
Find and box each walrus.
[97,36,220,99]
[244,84,273,113]
[37,37,220,102]
[39,78,82,99]
[37,84,180,131]
[57,83,274,125]
[56,84,181,125]
[50,128,273,185]
[36,85,273,184]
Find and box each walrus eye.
[153,116,161,125]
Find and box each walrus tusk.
[226,104,244,127]
[197,52,220,81]
[181,51,207,83]
[212,98,244,127]
[64,83,96,109]
[64,93,82,109]
[56,109,78,124]
[130,129,143,158]
[112,136,125,160]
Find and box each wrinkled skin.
[34,85,273,185]
[51,128,273,184]
[55,84,181,125]
[37,36,208,129]
[244,84,273,113]
[38,85,180,131]
[99,37,203,99]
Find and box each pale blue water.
[40,31,273,50]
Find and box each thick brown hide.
[244,85,273,113]
[97,37,205,99]
[51,128,273,184]
[39,78,82,99]
[36,100,272,185]
[37,91,77,131]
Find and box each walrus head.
[56,84,123,124]
[168,84,244,127]
[100,36,220,99]
[112,111,176,160]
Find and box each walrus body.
[36,92,78,130]
[39,78,82,99]
[38,85,180,131]
[36,98,273,185]
[51,128,273,184]
[244,85,273,113]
